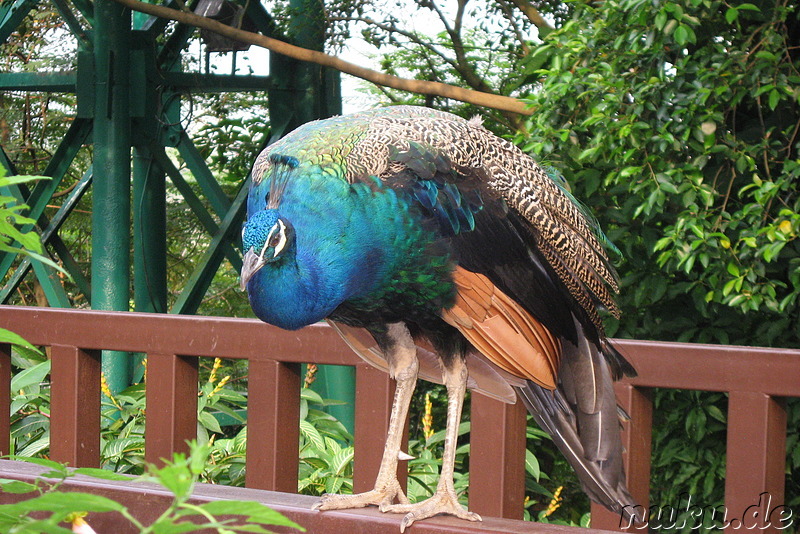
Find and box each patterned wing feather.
[342,106,620,335]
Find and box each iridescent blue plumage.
[242,160,462,330]
[240,106,641,530]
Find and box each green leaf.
[300,387,324,405]
[768,89,780,110]
[199,411,223,434]
[102,437,145,459]
[145,520,210,534]
[299,419,325,451]
[0,328,40,353]
[17,441,48,461]
[0,478,38,494]
[11,360,51,392]
[706,405,726,424]
[151,462,195,498]
[73,467,134,481]
[0,175,50,187]
[674,24,689,45]
[524,449,541,481]
[329,447,354,476]
[325,475,344,495]
[655,11,667,30]
[0,491,125,515]
[0,518,73,534]
[725,7,738,23]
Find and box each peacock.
[240,105,642,530]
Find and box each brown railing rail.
[0,305,798,533]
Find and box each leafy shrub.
[0,441,303,533]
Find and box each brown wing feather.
[441,267,562,390]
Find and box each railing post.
[0,343,10,457]
[353,363,408,493]
[469,394,527,519]
[145,354,198,465]
[724,391,787,533]
[50,345,101,467]
[246,359,300,492]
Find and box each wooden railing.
[0,305,797,533]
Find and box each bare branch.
[506,0,554,34]
[110,0,534,116]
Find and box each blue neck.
[245,178,394,330]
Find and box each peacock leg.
[313,323,417,511]
[381,355,481,532]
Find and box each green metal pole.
[133,148,167,315]
[132,148,166,383]
[287,0,324,124]
[91,2,133,394]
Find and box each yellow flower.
[100,373,121,410]
[304,363,318,388]
[210,375,230,398]
[208,357,222,384]
[542,485,563,517]
[422,392,434,440]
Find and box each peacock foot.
[312,477,409,511]
[381,488,482,532]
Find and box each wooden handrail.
[0,459,612,534]
[0,305,798,533]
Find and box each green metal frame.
[0,0,343,396]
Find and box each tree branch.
[506,0,554,36]
[110,0,533,116]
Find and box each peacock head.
[239,209,295,291]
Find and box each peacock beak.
[240,248,265,291]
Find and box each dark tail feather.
[602,339,637,380]
[516,323,645,524]
[518,384,643,524]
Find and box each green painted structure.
[0,0,355,431]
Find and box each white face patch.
[270,219,288,258]
[259,219,289,260]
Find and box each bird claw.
[381,489,482,532]
[313,479,409,512]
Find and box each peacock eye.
[268,230,282,249]
[263,219,289,259]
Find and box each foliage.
[519,0,800,517]
[191,91,271,185]
[522,0,799,347]
[0,7,79,175]
[0,166,60,455]
[648,390,729,533]
[298,386,355,495]
[0,441,303,534]
[0,169,67,308]
[9,357,51,459]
